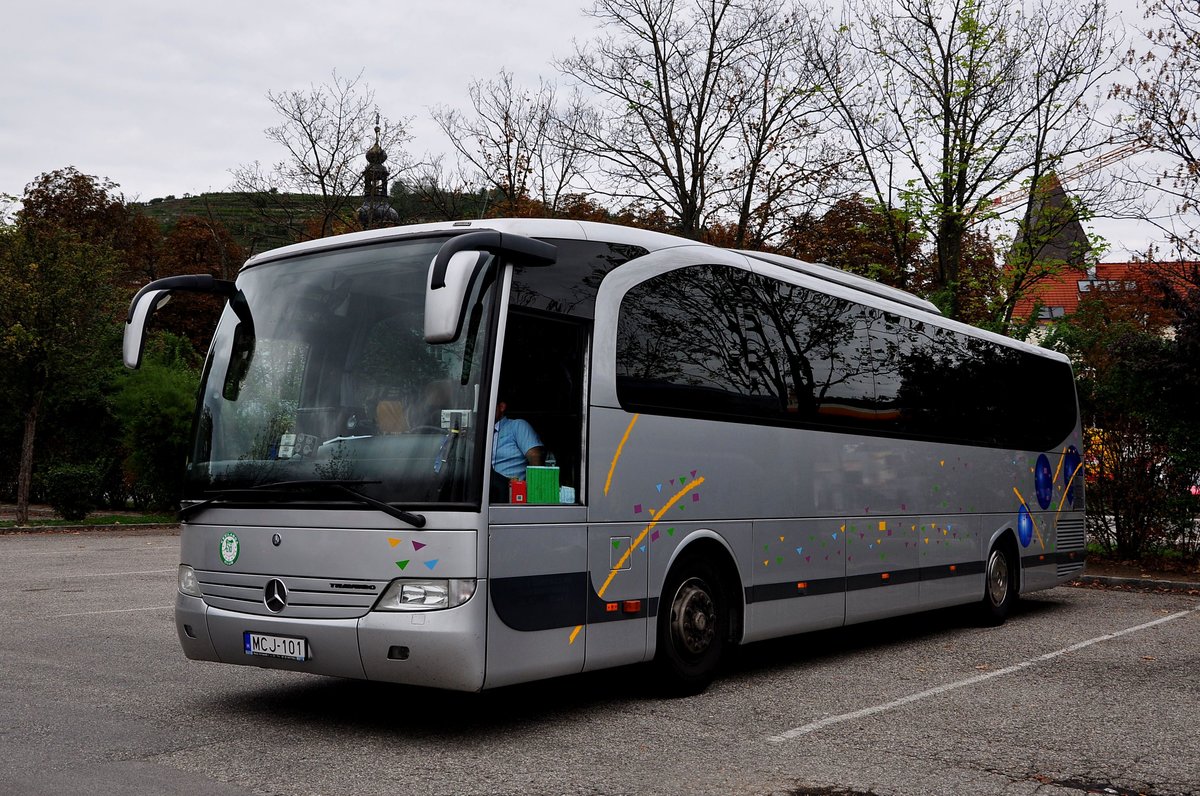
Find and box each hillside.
[136,192,322,256]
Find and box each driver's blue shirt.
[493,416,542,479]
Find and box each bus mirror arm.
[123,274,240,369]
[428,230,556,289]
[425,232,557,345]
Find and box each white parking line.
[767,605,1200,742]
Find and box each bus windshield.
[185,237,495,507]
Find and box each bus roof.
[242,218,691,268]
[735,249,942,316]
[239,217,1068,365]
[244,220,936,311]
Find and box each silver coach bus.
[124,219,1085,693]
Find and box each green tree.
[813,0,1116,319]
[112,333,201,510]
[0,224,121,524]
[1044,283,1200,558]
[18,166,161,284]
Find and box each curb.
[0,523,180,536]
[1072,574,1200,593]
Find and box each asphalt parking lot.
[1,527,1197,796]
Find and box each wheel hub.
[987,550,1009,607]
[671,579,716,656]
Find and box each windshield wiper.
[179,479,426,528]
[255,480,427,528]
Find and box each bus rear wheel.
[979,543,1017,626]
[655,558,728,695]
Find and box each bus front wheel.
[655,557,728,695]
[979,542,1018,626]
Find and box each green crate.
[526,466,560,504]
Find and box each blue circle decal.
[1063,446,1082,506]
[1034,454,1053,510]
[1017,505,1034,548]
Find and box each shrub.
[44,462,104,521]
[111,332,200,510]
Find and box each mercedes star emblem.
[264,579,288,613]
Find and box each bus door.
[485,507,588,688]
[484,309,594,687]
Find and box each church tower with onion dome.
[358,116,400,229]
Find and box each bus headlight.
[376,578,476,611]
[178,565,202,597]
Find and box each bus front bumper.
[175,589,487,691]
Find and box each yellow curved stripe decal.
[569,476,705,645]
[1053,460,1084,526]
[603,413,640,497]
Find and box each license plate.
[244,631,307,661]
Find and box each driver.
[490,395,544,502]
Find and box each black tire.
[654,556,729,695]
[979,542,1018,626]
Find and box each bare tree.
[1112,0,1200,261]
[721,3,850,249]
[560,0,768,237]
[813,0,1117,319]
[231,70,410,240]
[432,71,596,215]
[559,0,842,242]
[391,155,489,222]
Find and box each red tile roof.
[1011,261,1198,322]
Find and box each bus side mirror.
[123,289,173,368]
[123,274,239,369]
[425,251,491,344]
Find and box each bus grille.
[1055,517,1086,579]
[1057,561,1085,579]
[1056,517,1086,551]
[194,570,387,619]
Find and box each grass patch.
[0,513,177,528]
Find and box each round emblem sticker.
[219,532,240,566]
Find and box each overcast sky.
[0,0,1175,261]
[2,0,598,202]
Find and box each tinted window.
[511,239,647,318]
[872,315,1077,449]
[616,265,880,429]
[617,264,1077,450]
